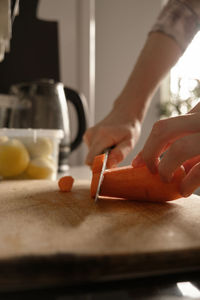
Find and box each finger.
[107,139,134,168]
[183,155,200,174]
[142,113,200,173]
[158,133,200,182]
[85,125,136,166]
[132,152,146,168]
[83,127,95,147]
[85,128,115,166]
[85,140,112,166]
[180,162,200,197]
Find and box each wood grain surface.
[0,179,200,290]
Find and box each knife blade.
[94,148,111,203]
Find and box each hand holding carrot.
[132,102,200,197]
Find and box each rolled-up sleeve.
[150,0,200,52]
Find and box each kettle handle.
[64,87,88,152]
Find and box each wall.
[39,0,163,166]
[38,0,79,91]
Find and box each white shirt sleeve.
[150,0,200,52]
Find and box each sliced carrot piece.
[58,176,74,192]
[90,159,186,202]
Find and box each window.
[160,31,200,118]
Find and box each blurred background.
[1,0,200,167]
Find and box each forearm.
[114,32,182,122]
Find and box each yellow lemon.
[24,137,53,158]
[26,156,56,179]
[0,139,30,177]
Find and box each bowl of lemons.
[0,128,64,180]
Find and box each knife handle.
[103,145,115,154]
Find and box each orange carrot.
[90,154,185,202]
[58,176,74,192]
[92,153,106,173]
[90,154,105,197]
[90,172,101,199]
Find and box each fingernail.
[180,182,191,197]
[181,192,191,198]
[180,189,192,198]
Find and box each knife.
[94,148,111,203]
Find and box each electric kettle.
[4,79,88,171]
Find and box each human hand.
[132,102,200,197]
[84,104,141,168]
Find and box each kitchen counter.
[1,165,200,299]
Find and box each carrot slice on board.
[90,155,185,202]
[58,176,74,192]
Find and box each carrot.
[58,176,74,192]
[90,155,185,202]
[90,154,106,197]
[92,153,106,173]
[91,172,101,199]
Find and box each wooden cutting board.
[1,179,200,290]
